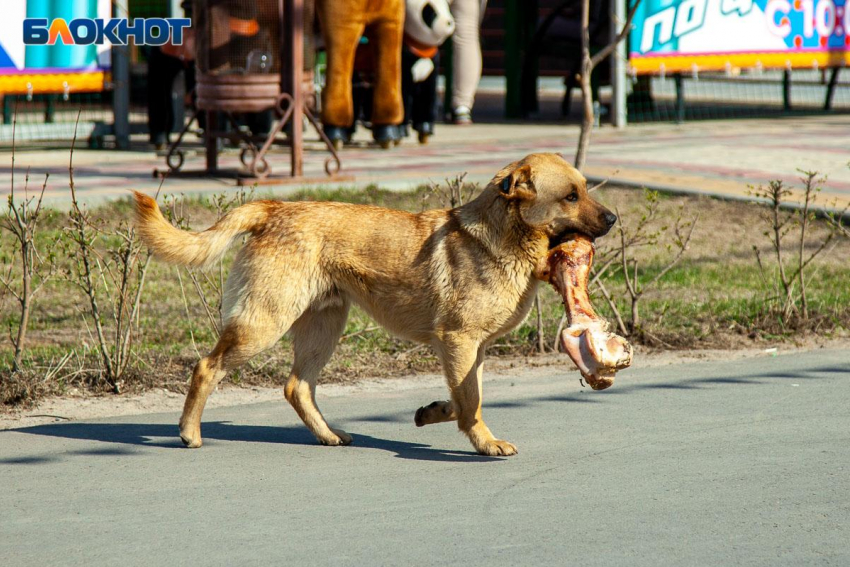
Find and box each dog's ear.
[499,164,536,200]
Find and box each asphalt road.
[2,349,848,566]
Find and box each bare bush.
[1,172,57,372]
[1,114,58,372]
[590,190,698,341]
[62,120,153,392]
[827,214,849,239]
[422,173,478,209]
[161,188,254,339]
[750,172,845,323]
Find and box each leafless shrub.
[826,213,849,239]
[533,293,546,353]
[422,173,479,210]
[1,114,58,372]
[750,172,845,323]
[591,190,697,340]
[62,117,153,393]
[0,348,80,407]
[160,189,253,340]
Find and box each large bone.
[535,235,632,390]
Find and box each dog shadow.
[10,362,840,467]
[3,420,503,464]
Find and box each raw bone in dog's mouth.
[536,235,632,390]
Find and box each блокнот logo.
[23,18,192,46]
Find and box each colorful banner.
[628,0,850,74]
[0,0,112,95]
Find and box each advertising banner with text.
[629,0,850,74]
[0,0,112,96]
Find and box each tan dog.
[133,153,616,456]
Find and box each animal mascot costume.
[317,0,405,148]
[402,0,454,143]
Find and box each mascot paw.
[373,124,401,149]
[323,125,352,148]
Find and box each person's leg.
[147,47,182,147]
[451,0,487,120]
[562,61,580,117]
[243,110,273,137]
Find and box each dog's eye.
[565,193,578,202]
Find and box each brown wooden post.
[282,0,304,177]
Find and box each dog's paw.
[179,431,203,449]
[414,405,429,427]
[476,439,518,457]
[320,428,353,446]
[414,400,455,427]
[178,421,203,448]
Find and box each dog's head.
[492,153,617,247]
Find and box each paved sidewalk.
[2,115,849,210]
[2,349,849,565]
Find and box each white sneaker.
[452,106,472,125]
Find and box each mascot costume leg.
[317,0,405,148]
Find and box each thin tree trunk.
[630,257,640,332]
[535,292,545,353]
[798,177,812,320]
[114,243,134,373]
[85,249,117,388]
[574,0,593,171]
[118,254,152,377]
[631,297,640,334]
[770,194,794,317]
[12,250,31,371]
[552,313,567,352]
[574,61,594,171]
[573,0,642,170]
[69,113,117,391]
[595,278,628,337]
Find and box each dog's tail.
[133,191,268,269]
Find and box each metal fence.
[628,69,850,123]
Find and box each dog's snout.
[604,212,617,228]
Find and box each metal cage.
[158,0,341,182]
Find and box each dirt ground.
[4,337,848,430]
